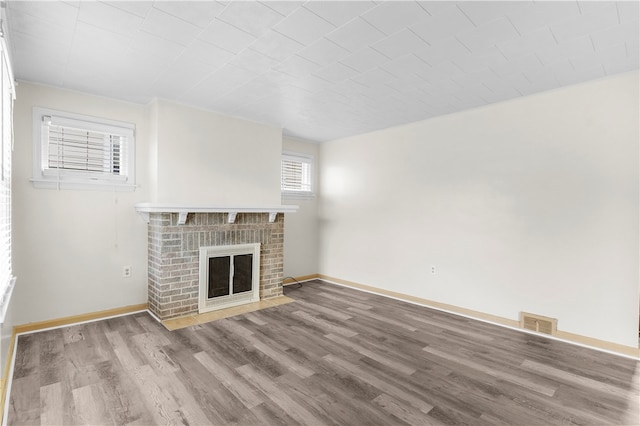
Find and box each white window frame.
[32,107,136,191]
[0,35,15,323]
[281,151,314,199]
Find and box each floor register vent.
[520,312,558,336]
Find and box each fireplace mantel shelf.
[134,202,298,225]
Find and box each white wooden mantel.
[134,202,299,225]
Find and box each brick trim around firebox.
[147,212,284,320]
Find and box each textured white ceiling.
[5,1,639,142]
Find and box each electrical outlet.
[123,266,132,278]
[431,265,436,275]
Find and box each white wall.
[12,83,150,325]
[282,137,319,278]
[152,99,281,205]
[319,71,639,348]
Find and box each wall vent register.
[199,243,260,313]
[520,312,558,336]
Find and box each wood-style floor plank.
[7,280,640,425]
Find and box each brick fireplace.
[136,204,297,320]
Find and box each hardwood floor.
[6,280,640,425]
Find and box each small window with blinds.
[281,152,314,198]
[32,107,136,191]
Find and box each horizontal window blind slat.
[46,123,125,176]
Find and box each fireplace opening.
[199,243,260,313]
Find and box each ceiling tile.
[66,47,130,81]
[7,8,75,46]
[452,68,499,90]
[482,70,529,93]
[415,37,470,66]
[140,8,201,46]
[150,60,216,98]
[326,18,386,53]
[457,1,532,26]
[546,60,577,82]
[152,1,225,28]
[206,64,260,88]
[518,69,560,96]
[490,53,542,77]
[199,19,257,54]
[287,74,336,93]
[590,20,640,52]
[313,62,359,83]
[253,69,298,86]
[360,83,400,101]
[117,50,167,79]
[274,7,335,46]
[550,3,619,43]
[249,30,304,61]
[451,47,507,73]
[12,53,66,87]
[304,1,377,27]
[626,40,640,60]
[479,86,522,104]
[279,84,316,102]
[457,17,520,53]
[552,60,605,85]
[274,55,322,78]
[380,54,431,78]
[416,1,457,16]
[372,29,430,60]
[385,72,431,93]
[230,97,278,123]
[298,39,350,67]
[183,64,259,104]
[78,2,143,38]
[212,79,279,112]
[106,1,153,18]
[328,80,376,100]
[261,1,305,17]
[617,1,640,24]
[420,61,464,83]
[350,67,396,87]
[129,30,185,61]
[497,27,557,60]
[576,1,617,14]
[178,39,235,68]
[7,1,79,27]
[360,1,430,36]
[570,43,628,72]
[229,49,280,74]
[71,21,132,54]
[535,36,594,65]
[507,2,580,35]
[217,1,285,37]
[604,52,639,75]
[340,48,390,73]
[409,6,475,45]
[7,31,69,86]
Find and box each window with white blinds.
[32,107,136,191]
[281,152,314,198]
[0,37,16,323]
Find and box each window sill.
[282,191,315,200]
[31,178,137,192]
[0,276,16,324]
